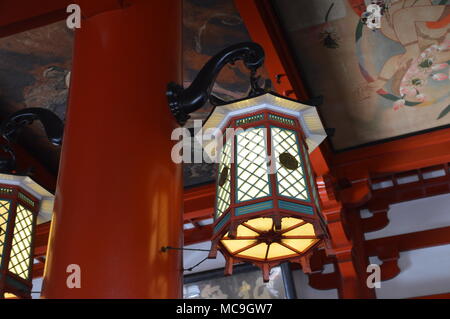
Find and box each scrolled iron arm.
[0,107,64,146]
[0,107,63,174]
[167,42,265,125]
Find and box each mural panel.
[274,0,450,150]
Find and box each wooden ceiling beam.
[184,183,215,221]
[411,292,450,299]
[365,225,450,256]
[333,128,450,182]
[32,262,45,279]
[0,0,71,38]
[184,225,213,246]
[0,0,132,38]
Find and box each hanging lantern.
[0,175,54,299]
[203,93,328,281]
[166,42,329,281]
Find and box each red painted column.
[41,0,183,298]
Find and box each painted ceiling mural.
[274,0,450,150]
[0,21,72,176]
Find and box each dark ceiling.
[0,0,262,188]
[0,21,72,177]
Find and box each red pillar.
[41,0,183,298]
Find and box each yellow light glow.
[244,218,273,232]
[280,217,303,230]
[282,239,318,253]
[284,223,315,237]
[236,225,259,237]
[220,217,321,263]
[267,243,296,259]
[221,239,256,253]
[237,243,268,260]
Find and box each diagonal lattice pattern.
[0,200,11,266]
[216,140,232,218]
[8,205,33,280]
[272,127,308,200]
[236,127,270,202]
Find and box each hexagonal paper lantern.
[204,92,328,281]
[0,174,54,299]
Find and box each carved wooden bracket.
[340,178,372,207]
[375,246,400,281]
[309,271,339,290]
[361,201,390,233]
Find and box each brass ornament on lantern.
[204,93,328,281]
[279,152,299,170]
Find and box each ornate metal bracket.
[0,108,64,146]
[167,42,265,126]
[0,108,64,174]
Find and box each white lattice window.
[0,200,11,266]
[8,205,34,280]
[236,127,271,202]
[216,140,232,218]
[271,127,308,201]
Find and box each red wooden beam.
[370,172,450,205]
[333,128,450,182]
[411,292,450,299]
[32,262,45,279]
[0,0,71,38]
[0,0,130,39]
[34,221,51,258]
[234,0,308,99]
[184,225,213,246]
[184,183,215,221]
[365,226,450,256]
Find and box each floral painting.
[183,266,287,299]
[274,0,450,150]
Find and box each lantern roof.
[0,174,54,225]
[203,92,327,154]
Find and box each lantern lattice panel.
[0,200,11,266]
[8,205,34,280]
[216,140,232,218]
[236,127,270,202]
[204,93,329,282]
[271,127,308,201]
